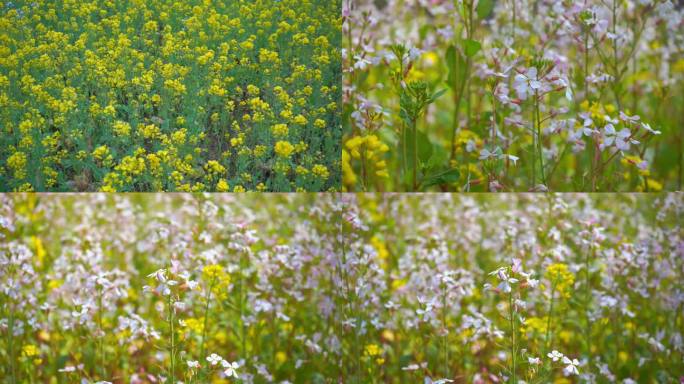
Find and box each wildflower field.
[337,193,683,383]
[1,192,683,383]
[0,0,341,192]
[0,193,341,383]
[343,0,684,192]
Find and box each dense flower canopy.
[0,0,341,192]
[343,0,684,192]
[1,193,682,383]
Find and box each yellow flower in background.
[113,121,131,137]
[216,179,229,192]
[364,344,382,357]
[275,141,295,158]
[272,123,289,138]
[314,119,326,128]
[7,151,28,179]
[205,160,226,176]
[0,0,340,192]
[546,263,575,298]
[312,164,329,180]
[22,345,39,358]
[202,264,225,281]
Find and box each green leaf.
[422,168,461,188]
[428,88,448,104]
[464,39,481,57]
[445,45,467,90]
[400,128,434,170]
[427,140,448,168]
[476,0,494,19]
[411,128,434,164]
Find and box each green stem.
[585,245,593,372]
[544,282,556,353]
[412,119,418,190]
[403,124,408,184]
[509,291,516,384]
[239,251,248,366]
[199,277,215,379]
[531,106,536,187]
[8,300,17,384]
[97,286,106,379]
[442,286,449,379]
[168,295,176,384]
[535,91,546,186]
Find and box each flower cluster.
[331,193,683,383]
[0,0,341,192]
[0,193,342,382]
[343,0,683,191]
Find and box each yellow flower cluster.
[202,264,231,299]
[342,135,389,190]
[0,0,341,192]
[275,141,295,158]
[546,263,575,298]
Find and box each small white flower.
[513,67,541,100]
[579,114,597,137]
[147,269,167,282]
[223,361,239,378]
[466,140,477,153]
[187,360,200,369]
[619,111,640,124]
[408,46,423,61]
[489,267,518,293]
[562,356,580,376]
[504,154,519,165]
[641,122,661,135]
[547,350,564,362]
[602,125,633,151]
[528,356,541,365]
[353,55,372,71]
[479,148,496,161]
[206,353,222,366]
[402,363,423,371]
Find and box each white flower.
[479,148,496,161]
[416,296,436,320]
[147,269,167,282]
[574,113,597,138]
[503,154,519,165]
[528,356,541,365]
[619,111,640,124]
[206,353,222,366]
[408,46,423,61]
[466,140,477,153]
[602,125,633,151]
[187,360,200,369]
[641,122,661,135]
[562,356,580,376]
[353,55,372,71]
[489,267,518,293]
[513,67,541,100]
[222,361,239,378]
[402,364,421,371]
[547,350,564,362]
